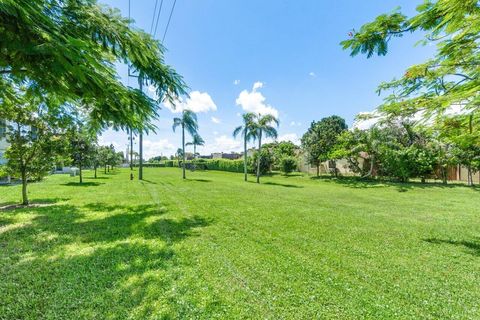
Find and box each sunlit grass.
[0,168,479,319]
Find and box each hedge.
[135,159,251,173]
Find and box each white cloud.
[235,82,279,118]
[253,81,264,90]
[211,116,221,124]
[142,139,175,159]
[164,91,217,114]
[233,79,240,85]
[289,121,302,127]
[264,133,300,145]
[201,135,242,154]
[309,72,316,77]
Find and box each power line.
[162,0,177,43]
[153,0,164,38]
[149,0,159,35]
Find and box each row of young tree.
[0,100,124,205]
[0,0,187,205]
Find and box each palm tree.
[253,114,279,183]
[173,110,199,179]
[186,133,205,158]
[233,112,257,181]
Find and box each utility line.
[149,0,159,35]
[162,0,177,43]
[153,0,164,38]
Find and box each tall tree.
[253,114,279,183]
[301,116,347,177]
[186,134,205,159]
[70,128,97,184]
[0,0,187,131]
[1,92,71,205]
[233,112,257,181]
[173,110,199,179]
[341,0,479,152]
[186,133,205,170]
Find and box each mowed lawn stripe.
[0,168,479,319]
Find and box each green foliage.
[1,91,72,203]
[279,156,297,175]
[204,159,245,173]
[0,0,186,131]
[301,116,348,174]
[249,148,274,175]
[342,0,480,135]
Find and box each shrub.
[204,159,244,173]
[249,149,273,175]
[279,156,297,175]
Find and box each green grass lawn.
[1,168,479,319]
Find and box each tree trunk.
[193,144,197,170]
[182,124,186,179]
[467,166,473,186]
[421,177,426,183]
[244,132,248,182]
[79,164,83,184]
[21,169,29,205]
[256,130,262,183]
[442,167,448,185]
[139,132,143,180]
[104,165,107,174]
[94,165,97,179]
[316,164,319,177]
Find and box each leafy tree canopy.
[0,0,187,131]
[341,0,479,118]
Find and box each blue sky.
[99,0,433,158]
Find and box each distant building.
[211,152,242,160]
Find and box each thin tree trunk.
[79,164,83,184]
[316,164,319,177]
[256,130,262,183]
[94,165,97,179]
[442,166,448,184]
[21,168,29,205]
[244,132,248,181]
[467,166,473,186]
[182,124,186,179]
[104,165,107,174]
[194,144,196,170]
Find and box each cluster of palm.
[234,113,279,183]
[171,110,279,183]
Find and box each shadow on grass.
[188,178,212,183]
[141,179,158,184]
[61,182,104,187]
[424,238,480,256]
[0,201,212,318]
[263,181,304,188]
[0,198,69,212]
[310,175,480,192]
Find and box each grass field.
[1,168,479,319]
